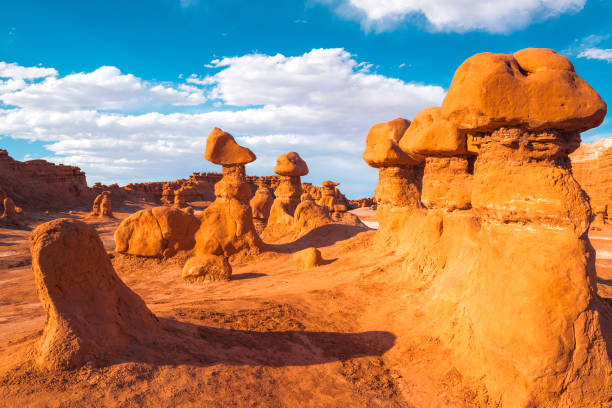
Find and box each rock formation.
[182,254,232,282]
[1,197,24,225]
[115,206,200,258]
[570,137,612,211]
[363,117,423,242]
[90,191,113,217]
[371,48,611,406]
[263,152,309,239]
[30,219,159,369]
[293,193,333,237]
[0,149,90,210]
[250,181,274,233]
[401,106,473,211]
[293,247,323,270]
[189,128,262,265]
[318,180,347,215]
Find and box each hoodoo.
[30,219,159,369]
[184,128,262,280]
[363,117,423,243]
[263,151,309,239]
[90,191,113,217]
[376,48,611,406]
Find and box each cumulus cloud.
[565,34,612,63]
[579,48,612,62]
[0,49,445,197]
[319,0,586,33]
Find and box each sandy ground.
[0,204,610,407]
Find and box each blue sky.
[1,0,611,198]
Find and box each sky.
[0,0,611,198]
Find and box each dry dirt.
[0,204,610,407]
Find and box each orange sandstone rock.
[114,206,200,258]
[250,183,274,221]
[363,118,419,168]
[441,48,607,132]
[30,219,159,369]
[182,254,232,282]
[273,152,308,177]
[293,247,323,269]
[421,156,472,211]
[293,196,333,237]
[204,128,256,165]
[90,191,112,217]
[1,197,24,224]
[400,107,467,157]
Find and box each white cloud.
[578,48,612,63]
[0,66,206,110]
[0,61,57,80]
[0,50,445,197]
[320,0,586,33]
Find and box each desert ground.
[0,201,610,407]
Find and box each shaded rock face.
[194,163,262,259]
[264,175,303,236]
[30,219,159,370]
[0,149,91,210]
[366,48,612,407]
[114,206,200,258]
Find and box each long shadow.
[597,276,612,286]
[264,224,368,254]
[232,272,267,280]
[117,317,395,368]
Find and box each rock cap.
[400,107,467,157]
[363,118,421,168]
[274,152,309,176]
[205,128,256,165]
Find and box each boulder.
[204,128,256,165]
[273,152,308,177]
[293,247,323,269]
[114,206,200,258]
[400,107,467,158]
[29,219,159,369]
[182,254,232,282]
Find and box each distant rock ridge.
[570,137,612,211]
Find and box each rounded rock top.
[274,151,309,176]
[441,48,607,133]
[204,128,256,165]
[363,118,421,168]
[322,180,339,187]
[400,107,467,157]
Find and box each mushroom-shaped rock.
[204,127,256,165]
[182,254,232,282]
[363,118,421,168]
[274,152,309,176]
[293,247,323,269]
[400,107,467,157]
[441,48,607,132]
[30,219,159,369]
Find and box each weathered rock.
[421,156,472,211]
[250,183,274,221]
[363,118,418,168]
[441,48,607,132]
[204,128,256,165]
[293,197,333,237]
[293,247,323,269]
[90,191,112,217]
[400,106,467,158]
[114,206,200,258]
[273,152,308,177]
[570,137,612,210]
[182,254,232,282]
[0,197,24,225]
[30,219,159,369]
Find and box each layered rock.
[570,137,612,211]
[401,107,473,211]
[363,118,423,243]
[378,48,611,406]
[0,149,91,209]
[30,219,159,369]
[114,206,200,258]
[190,128,262,268]
[263,152,309,239]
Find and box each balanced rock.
[400,107,467,158]
[263,152,309,239]
[293,247,323,269]
[182,254,232,282]
[190,128,262,264]
[441,48,607,132]
[115,206,200,258]
[30,219,159,369]
[204,127,256,166]
[363,118,417,168]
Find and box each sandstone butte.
[1,47,611,408]
[361,47,611,406]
